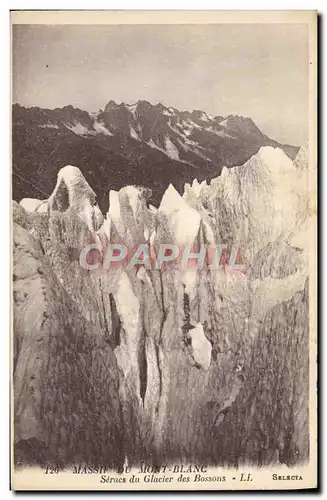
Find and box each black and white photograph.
[10,10,317,491]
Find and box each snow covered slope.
[198,146,309,261]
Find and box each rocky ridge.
[12,101,299,212]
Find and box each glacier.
[13,145,312,469]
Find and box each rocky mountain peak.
[12,101,300,214]
[104,99,119,111]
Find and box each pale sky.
[12,23,309,145]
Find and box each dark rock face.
[12,101,299,213]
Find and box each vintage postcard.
[11,10,317,491]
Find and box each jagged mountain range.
[12,101,299,212]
